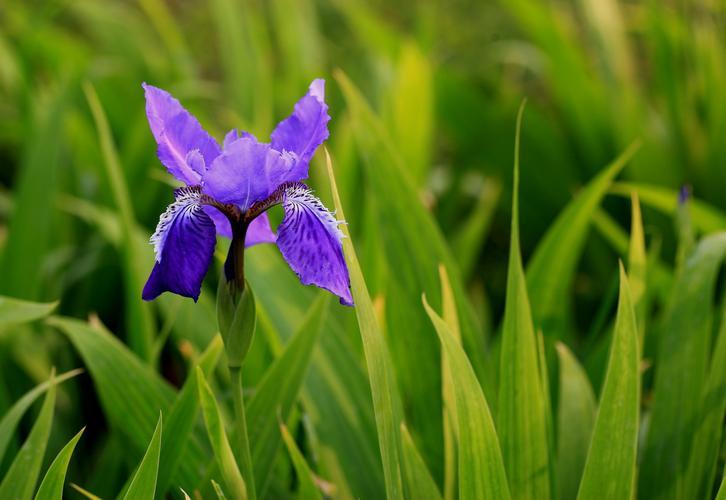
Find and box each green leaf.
[526,141,640,339]
[610,182,726,233]
[555,343,596,500]
[157,335,224,495]
[422,295,510,500]
[123,413,162,499]
[34,428,85,500]
[685,303,726,499]
[247,293,328,496]
[0,372,57,500]
[324,148,405,500]
[83,82,155,361]
[640,233,726,498]
[400,423,442,500]
[628,193,647,340]
[48,316,207,490]
[0,369,82,464]
[497,101,551,500]
[279,422,323,500]
[196,367,247,500]
[0,297,57,331]
[577,264,639,500]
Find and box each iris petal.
[270,79,330,181]
[276,183,353,305]
[142,186,216,301]
[203,136,298,210]
[143,83,220,185]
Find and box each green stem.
[230,366,256,500]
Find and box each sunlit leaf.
[122,413,162,499]
[34,428,85,500]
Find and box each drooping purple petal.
[203,136,298,211]
[143,83,221,185]
[202,205,276,246]
[276,183,352,305]
[269,79,330,182]
[142,186,216,301]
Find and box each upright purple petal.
[142,186,216,301]
[203,136,298,210]
[276,183,353,305]
[270,79,330,181]
[143,83,221,185]
[223,129,257,150]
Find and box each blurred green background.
[1,0,725,497]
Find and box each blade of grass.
[123,413,162,499]
[423,295,510,500]
[400,423,443,500]
[34,428,85,500]
[498,101,551,499]
[640,233,726,498]
[324,148,405,500]
[556,343,596,500]
[526,141,640,339]
[0,369,82,464]
[245,293,328,496]
[577,264,639,500]
[197,367,247,500]
[279,422,323,500]
[0,371,57,499]
[0,297,58,331]
[83,82,155,361]
[628,193,647,341]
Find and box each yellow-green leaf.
[35,428,85,500]
[123,413,162,499]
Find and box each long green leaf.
[0,297,57,331]
[123,413,162,499]
[498,101,551,499]
[526,142,640,339]
[157,335,224,495]
[556,343,596,500]
[196,368,247,500]
[279,422,323,500]
[35,428,85,500]
[577,265,639,500]
[0,372,57,499]
[324,148,405,500]
[83,82,155,361]
[0,369,82,464]
[400,423,442,500]
[422,296,510,500]
[640,232,726,498]
[247,293,329,496]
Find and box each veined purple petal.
[142,186,216,301]
[203,136,298,210]
[276,183,353,306]
[203,205,276,246]
[270,79,330,182]
[143,83,220,185]
[223,129,257,150]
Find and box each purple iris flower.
[140,79,353,306]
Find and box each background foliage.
[0,0,725,498]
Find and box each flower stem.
[230,365,257,500]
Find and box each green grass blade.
[279,422,323,500]
[498,101,551,499]
[0,369,82,464]
[123,413,162,499]
[34,427,85,500]
[0,372,57,500]
[526,141,640,339]
[422,295,510,500]
[83,82,155,361]
[246,293,329,496]
[685,304,726,499]
[400,423,443,500]
[628,193,647,340]
[577,265,639,500]
[157,336,224,495]
[0,297,57,330]
[324,148,405,500]
[47,316,207,489]
[196,367,247,500]
[556,343,596,500]
[640,232,726,498]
